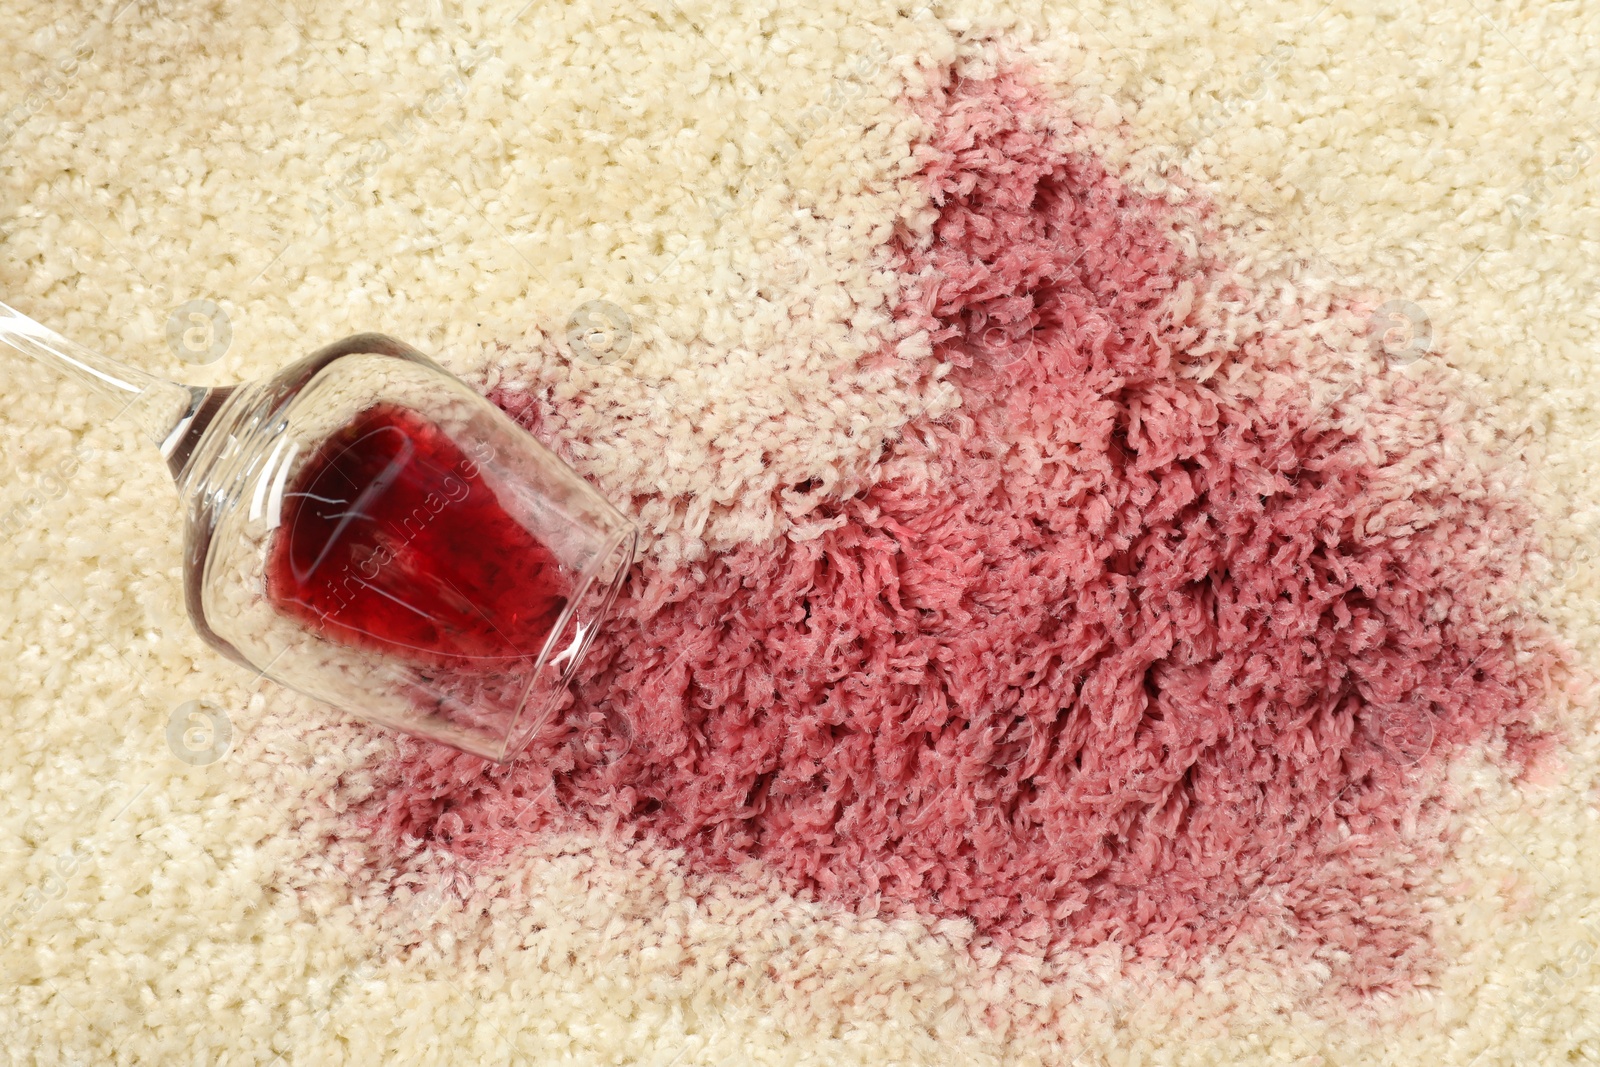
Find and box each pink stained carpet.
[356,71,1559,994]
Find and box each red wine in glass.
[0,305,636,762]
[267,403,572,668]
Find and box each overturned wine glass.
[0,301,636,762]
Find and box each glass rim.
[496,519,637,763]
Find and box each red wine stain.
[266,403,571,666]
[349,72,1566,1005]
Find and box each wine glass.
[0,301,637,763]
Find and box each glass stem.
[0,299,209,462]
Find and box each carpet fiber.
[3,0,1599,1064]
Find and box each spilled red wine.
[265,403,572,667]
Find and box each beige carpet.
[3,0,1599,1063]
